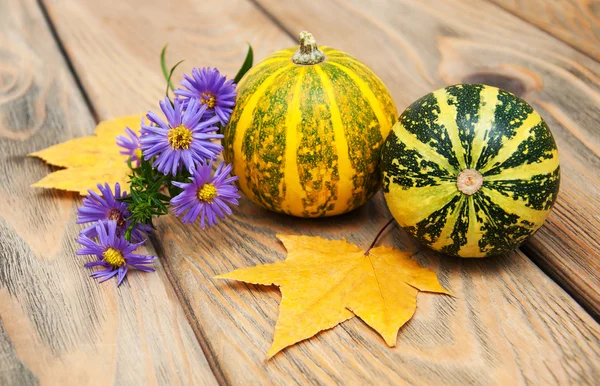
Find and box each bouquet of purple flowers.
[75,47,253,286]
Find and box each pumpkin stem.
[292,31,325,65]
[456,169,483,195]
[365,218,396,256]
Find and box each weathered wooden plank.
[156,196,600,385]
[39,0,292,116]
[489,0,600,62]
[255,0,600,319]
[42,0,600,384]
[0,0,218,384]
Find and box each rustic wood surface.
[32,1,598,383]
[0,0,218,384]
[1,0,599,384]
[253,0,600,319]
[490,0,600,61]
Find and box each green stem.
[165,60,185,101]
[124,223,135,242]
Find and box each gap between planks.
[149,233,230,385]
[36,0,99,122]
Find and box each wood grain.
[39,0,600,384]
[155,194,600,385]
[255,0,600,319]
[489,0,600,62]
[0,0,218,384]
[39,0,293,117]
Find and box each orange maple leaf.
[29,115,143,195]
[217,234,451,358]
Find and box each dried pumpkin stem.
[365,218,396,256]
[292,31,325,65]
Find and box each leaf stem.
[124,223,134,242]
[365,218,395,256]
[165,60,185,101]
[160,45,174,92]
[233,43,254,84]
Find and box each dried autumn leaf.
[217,234,451,358]
[29,115,143,195]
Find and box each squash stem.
[456,169,483,195]
[292,31,325,65]
[365,218,396,256]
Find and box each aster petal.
[78,223,97,238]
[194,115,220,130]
[214,197,234,216]
[106,220,118,242]
[77,240,103,257]
[143,140,171,157]
[159,98,176,126]
[173,98,185,127]
[117,266,128,286]
[199,205,207,229]
[205,205,217,227]
[131,264,156,273]
[145,111,171,131]
[210,200,226,219]
[184,202,204,223]
[77,216,156,286]
[182,98,200,128]
[96,222,108,247]
[174,89,195,99]
[214,107,229,124]
[174,67,237,125]
[181,151,194,172]
[140,125,169,136]
[171,180,191,190]
[84,260,110,269]
[128,222,150,243]
[93,269,119,283]
[116,127,141,166]
[223,176,239,185]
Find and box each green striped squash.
[223,32,397,217]
[381,84,560,257]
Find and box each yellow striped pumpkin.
[223,32,397,217]
[381,84,560,257]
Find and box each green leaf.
[165,60,185,100]
[160,44,175,92]
[233,44,253,84]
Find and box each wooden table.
[1,0,599,384]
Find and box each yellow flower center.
[200,92,216,109]
[134,148,142,160]
[103,247,125,267]
[167,125,193,150]
[197,183,218,203]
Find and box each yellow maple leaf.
[217,234,451,358]
[29,115,143,195]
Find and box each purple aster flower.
[140,97,223,176]
[116,126,142,167]
[175,67,237,126]
[77,220,156,286]
[170,161,240,229]
[77,183,149,242]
